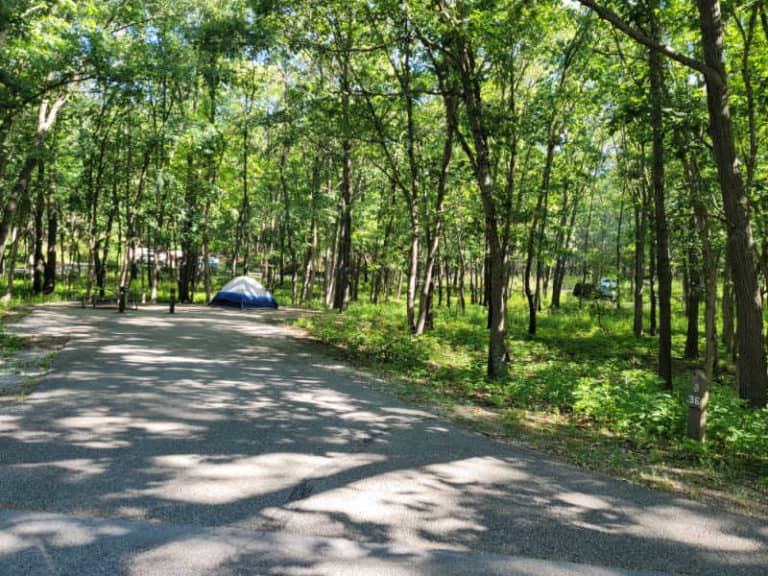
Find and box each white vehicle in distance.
[597,278,617,299]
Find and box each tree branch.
[575,0,713,79]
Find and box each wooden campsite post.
[687,369,709,441]
[170,288,176,314]
[118,286,126,313]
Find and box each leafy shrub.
[573,369,685,441]
[296,303,429,371]
[705,386,768,457]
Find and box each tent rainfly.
[209,276,279,309]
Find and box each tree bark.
[632,184,646,337]
[32,162,46,294]
[415,86,455,335]
[301,155,321,305]
[684,217,701,359]
[449,24,508,377]
[698,0,768,406]
[649,3,673,386]
[44,193,58,293]
[0,95,67,267]
[685,153,717,376]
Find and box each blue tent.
[209,276,278,309]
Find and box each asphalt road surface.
[1,305,766,575]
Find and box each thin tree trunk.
[721,258,735,357]
[0,95,67,267]
[615,187,625,310]
[693,190,718,379]
[684,217,701,359]
[649,220,657,337]
[301,156,320,305]
[633,188,646,337]
[2,227,20,304]
[415,90,455,335]
[44,193,58,293]
[32,162,46,294]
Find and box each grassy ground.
[292,293,768,518]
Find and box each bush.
[573,369,684,441]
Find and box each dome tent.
[209,276,278,309]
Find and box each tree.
[576,0,767,406]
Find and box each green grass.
[295,292,768,516]
[0,331,27,358]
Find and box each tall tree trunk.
[331,17,354,312]
[179,152,199,303]
[721,262,735,356]
[405,204,419,331]
[579,189,595,306]
[415,89,455,335]
[32,162,46,294]
[648,221,657,337]
[2,227,20,304]
[649,4,673,386]
[0,95,67,267]
[44,194,58,294]
[684,217,701,359]
[333,145,352,311]
[456,229,467,312]
[525,187,545,334]
[301,155,321,305]
[453,48,508,377]
[680,150,718,375]
[551,183,581,309]
[279,147,298,305]
[615,188,625,310]
[633,186,646,337]
[698,0,768,406]
[693,190,718,380]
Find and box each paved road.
[0,305,765,575]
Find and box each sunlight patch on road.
[557,492,612,510]
[272,457,530,550]
[55,415,207,444]
[130,537,238,576]
[101,345,230,366]
[0,414,20,432]
[134,452,386,505]
[2,515,130,552]
[0,533,26,555]
[629,506,764,552]
[14,458,110,483]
